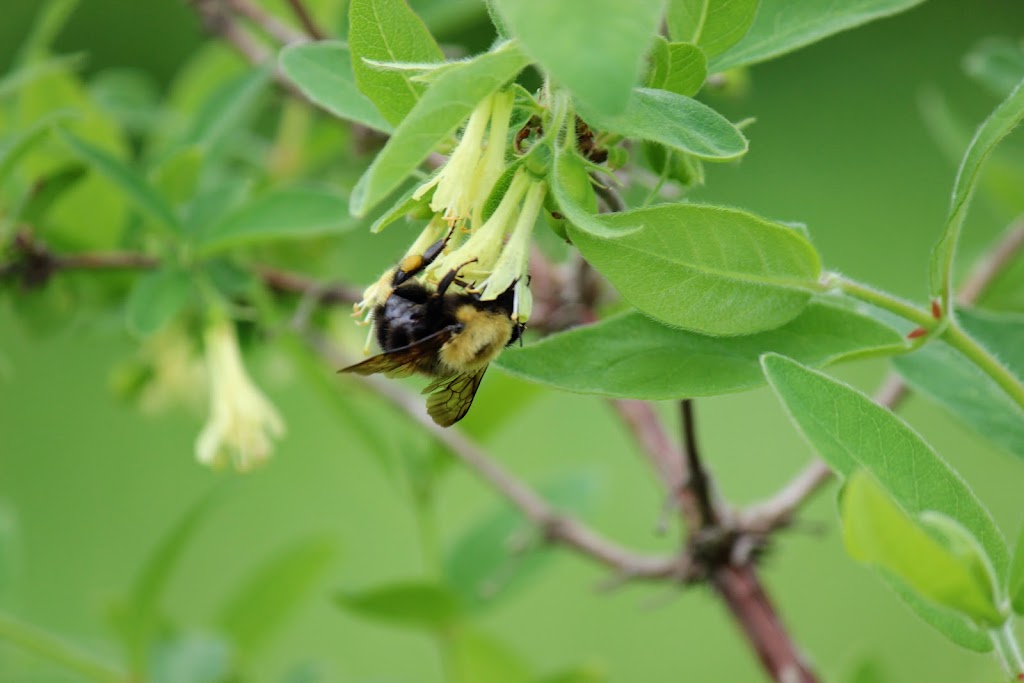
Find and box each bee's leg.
[393,225,457,286]
[436,258,478,295]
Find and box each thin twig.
[284,0,327,40]
[674,400,818,682]
[679,400,718,527]
[52,252,159,270]
[610,399,684,490]
[957,219,1024,306]
[189,0,308,100]
[223,0,307,44]
[2,231,360,306]
[742,217,1024,531]
[304,329,683,580]
[253,265,361,305]
[593,179,626,213]
[191,0,274,64]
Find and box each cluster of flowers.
[356,88,545,328]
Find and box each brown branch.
[956,219,1024,306]
[593,179,626,213]
[253,265,361,305]
[2,230,359,306]
[610,399,684,490]
[675,399,817,683]
[191,0,274,64]
[742,217,1024,532]
[222,0,307,44]
[679,400,718,527]
[607,361,818,682]
[284,0,327,40]
[304,329,684,580]
[189,0,309,100]
[712,566,818,683]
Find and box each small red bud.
[907,327,928,340]
[1015,673,1023,680]
[931,300,941,319]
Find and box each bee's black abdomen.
[377,283,455,354]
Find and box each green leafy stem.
[831,274,1024,413]
[992,621,1024,675]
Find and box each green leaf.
[335,581,462,630]
[549,147,614,238]
[444,474,600,612]
[218,538,337,655]
[351,43,530,217]
[150,145,204,207]
[185,177,253,236]
[918,88,1024,221]
[180,67,270,157]
[498,299,904,398]
[199,187,354,255]
[841,471,1003,628]
[279,41,392,134]
[0,53,85,101]
[646,40,707,97]
[892,308,1024,460]
[568,204,821,335]
[1010,519,1024,615]
[0,112,76,187]
[492,0,663,116]
[454,628,533,683]
[881,572,993,652]
[369,182,431,233]
[18,164,87,226]
[582,87,747,161]
[109,487,228,670]
[930,76,1024,305]
[59,130,182,235]
[125,268,194,337]
[348,0,444,126]
[964,37,1024,99]
[13,0,80,66]
[761,354,1009,580]
[665,0,759,59]
[711,0,928,72]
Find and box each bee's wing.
[338,327,457,379]
[425,366,488,427]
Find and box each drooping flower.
[413,89,516,227]
[478,178,546,312]
[195,316,285,472]
[426,167,530,285]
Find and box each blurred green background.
[1,0,1023,681]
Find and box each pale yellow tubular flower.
[469,89,515,225]
[480,179,546,302]
[512,277,533,324]
[427,167,530,285]
[419,96,493,224]
[195,317,285,472]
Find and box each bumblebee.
[340,240,523,427]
